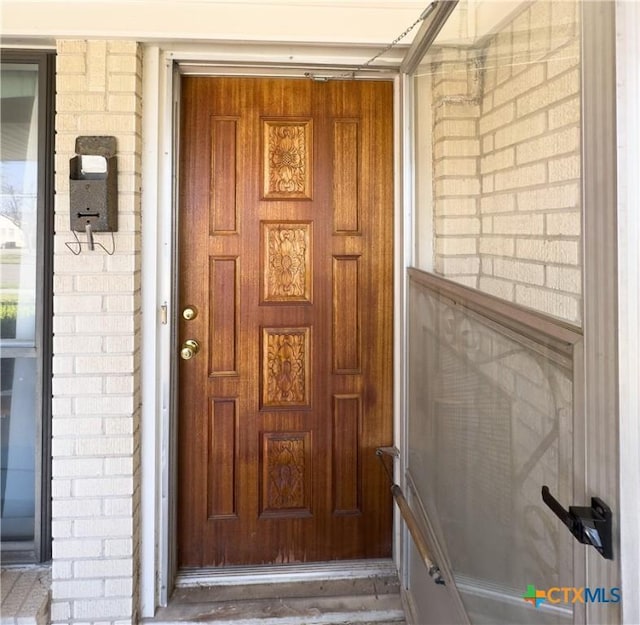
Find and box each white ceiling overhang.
[0,0,431,46]
[1,0,538,74]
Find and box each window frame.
[1,48,55,564]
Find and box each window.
[1,50,55,563]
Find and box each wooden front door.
[178,77,393,567]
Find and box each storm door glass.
[413,0,583,326]
[0,63,40,546]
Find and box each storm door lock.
[541,485,613,560]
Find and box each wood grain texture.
[262,327,310,408]
[209,257,238,375]
[178,77,394,567]
[333,120,359,233]
[333,394,362,515]
[262,222,312,303]
[333,255,361,372]
[210,118,238,233]
[207,399,238,519]
[261,431,312,517]
[262,119,312,199]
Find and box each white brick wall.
[429,0,582,324]
[52,40,142,625]
[431,47,482,285]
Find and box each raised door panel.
[333,255,361,373]
[332,120,360,233]
[260,431,312,518]
[333,394,362,515]
[261,222,312,304]
[261,327,311,409]
[262,119,312,199]
[207,399,238,519]
[210,117,238,234]
[209,257,239,376]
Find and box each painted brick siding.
[430,0,582,324]
[51,40,142,625]
[431,47,482,290]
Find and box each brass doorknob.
[180,339,200,360]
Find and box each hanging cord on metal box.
[65,229,116,256]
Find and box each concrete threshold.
[146,560,406,625]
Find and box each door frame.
[139,3,638,617]
[615,4,640,623]
[140,44,407,616]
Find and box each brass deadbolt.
[182,306,198,321]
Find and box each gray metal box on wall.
[69,136,118,232]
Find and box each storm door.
[402,2,619,624]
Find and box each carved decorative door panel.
[178,77,393,566]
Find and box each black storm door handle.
[542,485,613,560]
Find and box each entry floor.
[0,565,51,625]
[146,559,406,625]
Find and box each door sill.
[176,558,397,588]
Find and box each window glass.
[0,62,39,544]
[0,358,37,541]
